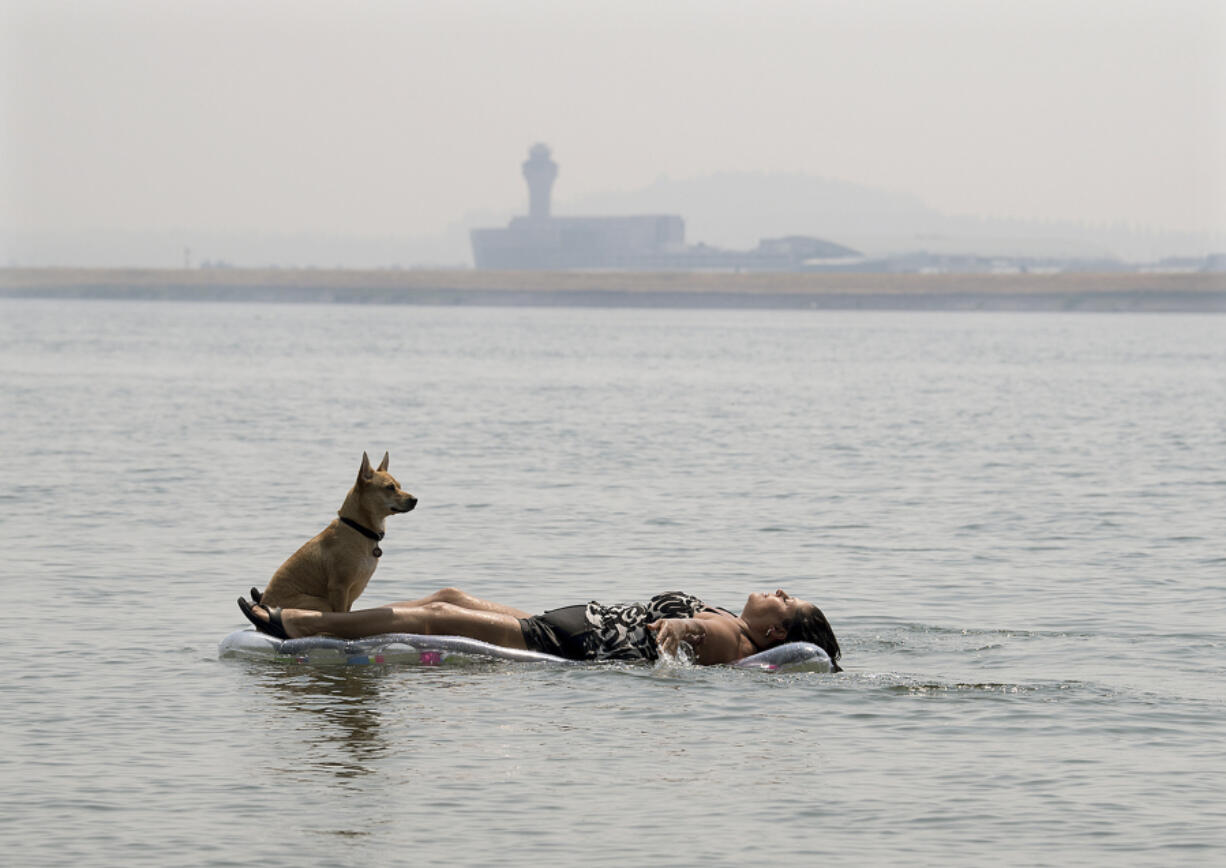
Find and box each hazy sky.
[3,0,1224,242]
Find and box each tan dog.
[253,452,417,612]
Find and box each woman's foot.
[237,597,290,640]
[249,587,263,605]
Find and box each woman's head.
[742,590,843,672]
[785,602,843,673]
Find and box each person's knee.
[426,586,468,608]
[418,600,463,633]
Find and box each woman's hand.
[648,618,706,658]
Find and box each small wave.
[851,672,1094,698]
[885,681,1041,695]
[860,620,1090,640]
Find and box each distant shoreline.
[2,267,1224,312]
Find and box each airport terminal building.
[471,214,686,269]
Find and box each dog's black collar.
[340,516,385,558]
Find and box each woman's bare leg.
[266,601,529,649]
[386,587,532,619]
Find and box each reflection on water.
[238,661,519,787]
[246,666,393,779]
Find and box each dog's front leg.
[326,577,352,613]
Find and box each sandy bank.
[2,267,1223,311]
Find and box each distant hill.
[563,172,933,252]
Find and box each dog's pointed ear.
[358,451,374,482]
[377,451,390,472]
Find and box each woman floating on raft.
[238,587,842,670]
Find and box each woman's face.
[742,589,807,626]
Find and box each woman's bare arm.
[649,613,749,665]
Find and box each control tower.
[522,143,558,219]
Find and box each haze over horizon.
[3,0,1224,267]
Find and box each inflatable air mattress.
[218,629,833,673]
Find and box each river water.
[1,298,1223,865]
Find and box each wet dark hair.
[786,604,843,673]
